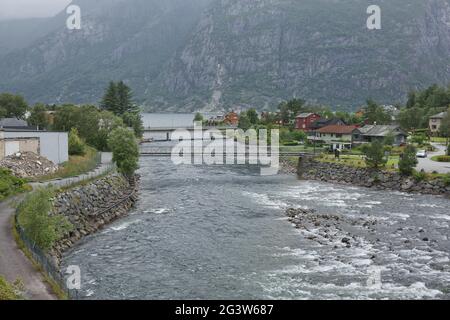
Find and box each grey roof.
[430,112,448,119]
[0,118,28,127]
[359,125,407,137]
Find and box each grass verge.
[28,146,100,182]
[11,216,68,300]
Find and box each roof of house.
[317,125,359,134]
[296,113,319,118]
[311,118,346,129]
[430,112,448,119]
[359,125,406,137]
[0,118,28,127]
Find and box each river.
[62,142,450,300]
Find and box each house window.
[432,125,437,130]
[336,134,342,138]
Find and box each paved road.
[0,196,56,300]
[0,152,114,300]
[416,143,450,174]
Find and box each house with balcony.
[308,125,361,151]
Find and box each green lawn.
[318,154,399,171]
[430,137,448,143]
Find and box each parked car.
[416,150,428,158]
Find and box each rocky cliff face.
[154,0,450,111]
[0,0,449,111]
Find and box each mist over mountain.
[0,0,449,111]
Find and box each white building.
[1,129,68,164]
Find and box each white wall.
[3,131,68,164]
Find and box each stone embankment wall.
[50,173,139,265]
[297,156,450,197]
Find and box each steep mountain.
[154,0,450,111]
[0,0,211,105]
[0,0,449,111]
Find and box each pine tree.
[100,81,118,113]
[116,81,133,115]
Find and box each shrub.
[0,168,28,200]
[108,127,139,177]
[68,128,86,156]
[363,140,387,169]
[17,188,72,251]
[399,145,418,176]
[0,276,22,300]
[413,171,427,182]
[442,173,450,186]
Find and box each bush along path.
[0,195,56,300]
[0,153,115,300]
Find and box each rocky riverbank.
[297,156,450,197]
[50,173,139,266]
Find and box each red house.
[295,113,321,131]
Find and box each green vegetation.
[27,103,51,130]
[17,188,72,252]
[100,81,143,138]
[363,140,387,169]
[108,127,139,177]
[0,276,22,300]
[0,93,28,119]
[431,155,450,162]
[0,168,30,201]
[30,146,100,182]
[53,104,123,151]
[68,128,86,156]
[399,84,450,131]
[399,145,418,176]
[194,112,204,122]
[365,99,392,125]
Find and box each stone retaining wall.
[297,156,450,197]
[50,173,139,265]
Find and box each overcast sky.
[0,0,72,20]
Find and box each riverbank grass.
[28,146,100,182]
[0,276,23,300]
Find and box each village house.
[357,125,407,146]
[429,112,448,135]
[309,118,347,131]
[295,113,321,131]
[223,111,239,126]
[308,125,361,151]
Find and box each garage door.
[5,141,20,156]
